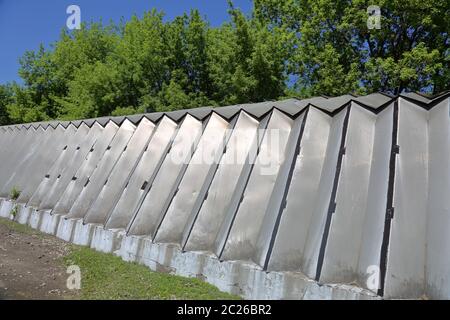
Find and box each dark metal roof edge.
[1,92,448,129]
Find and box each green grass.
[0,217,38,235]
[64,245,240,300]
[0,217,240,300]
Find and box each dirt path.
[0,218,79,300]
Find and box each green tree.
[53,22,121,119]
[0,84,13,125]
[6,83,51,123]
[207,5,290,104]
[3,2,447,126]
[254,0,449,96]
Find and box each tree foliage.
[0,84,13,125]
[0,1,448,125]
[255,0,449,96]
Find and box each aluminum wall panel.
[320,105,376,283]
[27,123,90,207]
[127,114,203,236]
[84,118,156,224]
[385,98,428,298]
[0,128,23,176]
[301,108,348,279]
[183,112,260,252]
[153,113,230,244]
[1,126,63,198]
[105,116,178,229]
[218,109,293,263]
[1,92,450,299]
[0,130,17,181]
[356,104,393,291]
[66,120,136,219]
[37,122,104,210]
[426,98,450,299]
[16,125,77,202]
[0,128,42,192]
[52,122,119,215]
[426,99,450,299]
[0,129,14,153]
[262,107,331,271]
[253,111,307,269]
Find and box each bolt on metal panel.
[52,122,119,215]
[258,107,331,271]
[384,98,428,299]
[153,113,230,244]
[83,118,156,224]
[37,122,105,210]
[105,116,178,230]
[27,123,90,207]
[66,120,136,219]
[218,109,294,262]
[182,111,260,252]
[127,114,203,237]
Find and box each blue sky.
[0,0,253,84]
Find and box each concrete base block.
[16,205,32,225]
[39,211,61,235]
[171,250,210,279]
[72,220,95,246]
[202,256,244,296]
[139,240,178,273]
[115,235,379,300]
[56,217,77,242]
[28,208,43,229]
[90,226,125,253]
[117,235,142,262]
[0,199,14,218]
[1,204,379,300]
[278,272,310,299]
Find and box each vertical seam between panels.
[217,112,272,260]
[315,104,351,281]
[180,114,239,251]
[151,114,212,241]
[262,107,309,270]
[378,100,399,296]
[124,117,184,234]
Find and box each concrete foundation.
[0,200,379,300]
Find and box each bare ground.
[0,219,79,300]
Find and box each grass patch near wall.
[64,245,240,300]
[0,217,38,235]
[0,217,239,300]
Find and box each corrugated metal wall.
[0,91,449,299]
